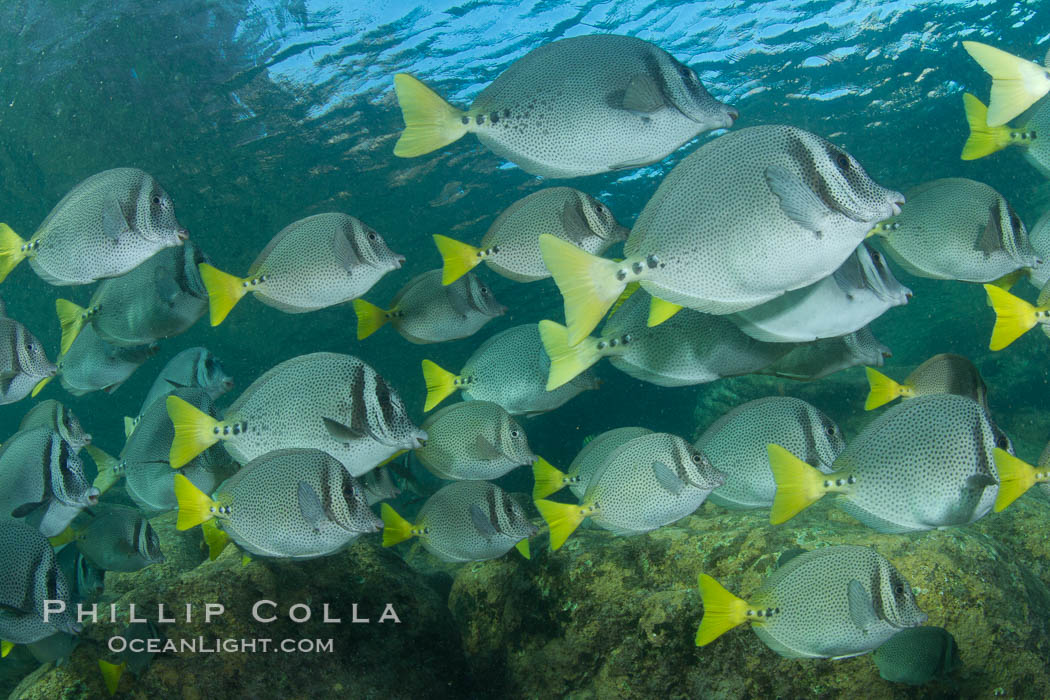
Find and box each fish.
[962,41,1050,126]
[696,397,844,510]
[432,188,628,285]
[540,288,796,390]
[361,467,401,506]
[768,394,1006,533]
[354,269,506,344]
[535,432,724,550]
[729,244,911,343]
[1028,210,1050,289]
[198,213,404,325]
[961,93,1050,178]
[541,125,903,344]
[422,323,599,415]
[27,632,79,665]
[0,298,57,404]
[0,518,81,649]
[392,34,737,178]
[127,347,233,436]
[990,446,1050,512]
[43,325,158,397]
[94,388,230,514]
[416,400,541,481]
[870,178,1039,283]
[758,326,891,381]
[174,448,383,560]
[55,545,105,604]
[696,545,926,658]
[872,627,961,685]
[533,426,652,500]
[983,279,1050,350]
[0,168,188,285]
[0,427,99,536]
[167,352,426,475]
[54,240,210,354]
[18,399,91,449]
[383,480,537,562]
[69,505,164,572]
[864,353,988,411]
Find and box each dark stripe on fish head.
[786,133,863,222]
[347,361,370,440]
[485,487,502,536]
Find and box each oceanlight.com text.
[108,636,336,654]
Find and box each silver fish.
[393,34,736,178]
[758,326,891,381]
[0,427,98,536]
[416,400,537,481]
[19,399,91,449]
[0,300,57,404]
[53,325,158,397]
[0,168,187,285]
[133,347,233,427]
[0,518,80,645]
[730,244,911,343]
[167,353,426,476]
[533,426,652,501]
[362,467,401,506]
[73,505,164,572]
[55,544,105,604]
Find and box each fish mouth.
[724,106,739,125]
[176,228,189,242]
[222,379,235,391]
[392,254,406,270]
[85,487,101,506]
[371,519,384,533]
[887,195,904,217]
[410,430,428,449]
[82,433,93,445]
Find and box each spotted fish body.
[759,326,890,381]
[400,35,736,178]
[458,324,599,416]
[245,214,403,312]
[386,270,505,344]
[19,400,91,450]
[1028,210,1050,288]
[138,347,233,417]
[58,325,158,396]
[84,240,210,346]
[211,449,383,559]
[598,290,796,386]
[873,178,1039,282]
[362,467,401,506]
[699,398,844,510]
[13,168,187,285]
[217,353,426,475]
[565,427,652,500]
[0,427,99,537]
[872,626,961,685]
[406,481,537,562]
[730,244,911,343]
[125,389,230,515]
[0,519,80,644]
[622,125,902,315]
[417,401,536,480]
[579,432,724,535]
[814,394,1005,532]
[739,546,925,658]
[74,505,164,572]
[880,354,988,409]
[478,188,628,282]
[0,303,56,404]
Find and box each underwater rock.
[448,497,1050,699]
[10,540,471,699]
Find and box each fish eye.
[870,251,881,263]
[25,342,34,351]
[996,434,1009,449]
[894,584,905,595]
[691,453,703,463]
[826,425,836,436]
[595,204,605,213]
[835,153,851,171]
[481,286,489,295]
[1011,214,1022,230]
[510,430,520,438]
[678,64,692,79]
[367,232,378,241]
[152,195,161,205]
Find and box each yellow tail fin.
[993,448,1046,512]
[201,519,231,560]
[198,263,248,326]
[353,298,391,340]
[539,234,625,346]
[534,499,586,551]
[768,444,829,524]
[173,473,218,530]
[380,503,416,546]
[515,538,531,560]
[538,320,602,390]
[1,640,12,658]
[55,299,89,355]
[532,456,568,500]
[421,359,459,411]
[433,234,482,285]
[30,375,52,398]
[647,295,683,327]
[963,41,1050,126]
[392,74,469,158]
[166,395,221,469]
[123,416,137,438]
[695,573,750,646]
[984,284,1041,350]
[98,659,127,696]
[0,224,27,284]
[609,282,640,315]
[86,445,123,494]
[864,367,904,410]
[48,526,79,548]
[961,93,1015,160]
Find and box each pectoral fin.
[101,197,131,240]
[323,416,367,442]
[620,74,666,113]
[765,165,832,236]
[473,435,503,461]
[976,201,1004,255]
[846,579,879,634]
[651,461,685,496]
[297,481,326,531]
[469,504,500,538]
